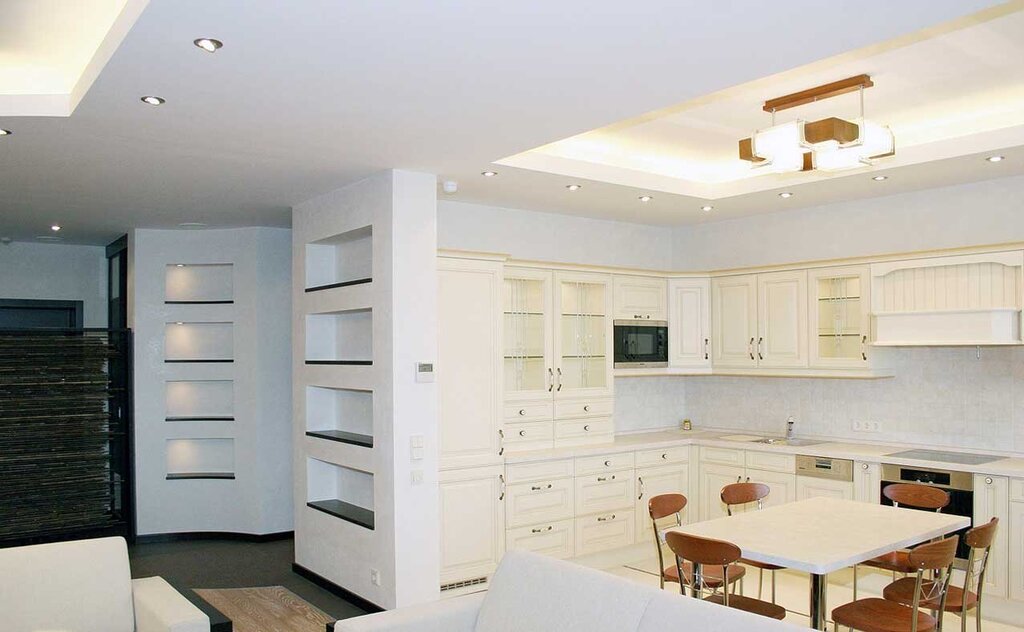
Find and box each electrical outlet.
[411,470,423,484]
[370,568,381,586]
[851,420,863,431]
[867,421,882,433]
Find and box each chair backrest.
[665,532,742,603]
[963,517,999,599]
[883,483,950,511]
[721,482,770,515]
[905,535,959,631]
[649,493,687,521]
[906,535,958,571]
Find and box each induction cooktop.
[885,449,1005,466]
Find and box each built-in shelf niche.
[165,380,234,421]
[306,457,374,530]
[166,438,235,480]
[165,263,234,304]
[305,309,372,364]
[305,386,373,448]
[165,322,234,363]
[305,226,373,292]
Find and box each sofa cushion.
[0,536,135,632]
[474,551,655,632]
[637,590,802,632]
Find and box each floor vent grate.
[440,576,488,592]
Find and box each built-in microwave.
[613,320,668,368]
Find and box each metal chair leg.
[771,569,777,604]
[758,568,764,600]
[976,602,982,632]
[852,565,858,600]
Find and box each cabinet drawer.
[554,418,614,445]
[554,399,614,420]
[576,452,635,476]
[505,459,574,484]
[745,450,795,474]
[506,518,575,560]
[575,509,635,556]
[1011,478,1024,503]
[700,446,744,467]
[575,472,635,515]
[502,421,553,451]
[504,401,554,423]
[506,478,575,528]
[636,446,689,467]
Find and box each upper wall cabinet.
[809,265,871,369]
[711,274,758,368]
[870,251,1024,346]
[613,276,667,321]
[668,278,710,369]
[712,272,808,369]
[504,267,554,403]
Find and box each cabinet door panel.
[975,474,1009,598]
[575,472,635,515]
[506,518,575,560]
[809,265,871,369]
[854,462,880,503]
[613,276,667,321]
[554,271,613,399]
[747,469,796,509]
[636,465,691,544]
[439,469,505,584]
[668,278,710,368]
[758,270,808,368]
[504,268,554,403]
[506,478,574,528]
[796,477,854,501]
[575,510,635,556]
[1009,501,1024,602]
[712,275,758,368]
[699,463,746,520]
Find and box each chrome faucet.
[785,416,795,440]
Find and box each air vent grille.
[440,576,488,592]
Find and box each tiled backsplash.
[616,347,1024,453]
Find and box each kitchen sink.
[753,437,825,447]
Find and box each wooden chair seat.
[833,598,938,632]
[704,593,787,620]
[863,550,918,573]
[663,561,746,587]
[882,578,978,613]
[740,557,784,571]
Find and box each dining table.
[668,496,971,630]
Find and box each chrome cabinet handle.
[604,460,611,467]
[861,463,869,470]
[861,335,868,361]
[518,409,526,416]
[661,453,668,460]
[704,338,709,360]
[547,368,554,392]
[757,337,763,361]
[597,514,616,522]
[638,476,645,500]
[531,526,553,533]
[597,475,616,482]
[556,367,562,391]
[499,474,505,501]
[498,429,504,456]
[745,476,750,482]
[519,430,526,437]
[530,483,553,491]
[736,475,742,482]
[748,337,754,360]
[583,405,591,412]
[583,424,590,432]
[985,477,994,485]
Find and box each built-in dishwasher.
[796,455,853,481]
[880,463,973,562]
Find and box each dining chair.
[647,493,745,593]
[881,518,999,632]
[665,531,787,621]
[853,483,951,599]
[833,535,959,632]
[720,481,786,603]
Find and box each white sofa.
[0,536,211,632]
[336,550,805,632]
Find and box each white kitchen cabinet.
[506,476,575,528]
[575,471,635,516]
[504,267,554,404]
[636,464,691,544]
[748,468,797,509]
[757,270,808,368]
[554,270,614,399]
[699,462,746,520]
[506,518,575,560]
[576,510,635,556]
[668,278,711,368]
[796,476,854,501]
[974,474,1009,598]
[439,466,506,586]
[439,257,504,469]
[808,265,871,369]
[712,274,758,368]
[853,461,880,503]
[613,275,667,321]
[1009,499,1024,602]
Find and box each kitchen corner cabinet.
[712,271,808,369]
[438,256,504,469]
[975,474,1009,598]
[668,278,710,368]
[439,466,506,587]
[808,265,872,369]
[853,461,880,503]
[613,276,667,321]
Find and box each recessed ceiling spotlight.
[566,184,582,191]
[872,175,888,181]
[700,205,713,212]
[50,224,61,232]
[175,321,184,326]
[986,155,1005,163]
[0,128,11,136]
[193,38,223,53]
[481,171,498,177]
[175,263,185,268]
[778,192,794,199]
[141,96,166,106]
[638,195,653,203]
[178,222,207,229]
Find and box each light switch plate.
[415,362,435,383]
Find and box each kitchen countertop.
[503,428,1024,478]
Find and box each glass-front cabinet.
[554,271,612,397]
[808,265,870,368]
[503,268,553,402]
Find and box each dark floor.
[128,537,368,622]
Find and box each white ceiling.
[0,0,1007,244]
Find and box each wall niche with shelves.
[306,457,375,530]
[305,309,372,365]
[165,263,234,304]
[305,225,373,293]
[306,385,373,447]
[166,438,235,480]
[165,322,234,363]
[165,380,234,422]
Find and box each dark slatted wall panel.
[0,329,133,545]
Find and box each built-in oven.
[880,464,973,563]
[613,320,668,368]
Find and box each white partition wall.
[131,227,292,535]
[293,169,439,610]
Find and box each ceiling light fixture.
[779,192,794,199]
[700,205,713,212]
[739,75,894,174]
[175,264,185,268]
[35,235,62,242]
[872,175,888,181]
[178,222,207,229]
[0,128,11,136]
[986,155,1005,163]
[141,96,165,106]
[50,225,61,232]
[566,184,582,191]
[481,171,498,177]
[193,38,223,53]
[638,195,653,202]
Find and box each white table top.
[670,497,970,575]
